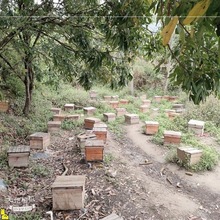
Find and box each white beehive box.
[188,119,205,135]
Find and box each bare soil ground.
[0,122,220,219]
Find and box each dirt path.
[106,123,220,219]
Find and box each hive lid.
[66,114,80,119]
[48,121,61,125]
[103,113,115,117]
[93,127,107,132]
[188,119,205,127]
[53,114,67,117]
[93,123,107,128]
[84,117,101,122]
[178,147,203,154]
[109,101,119,104]
[145,121,159,125]
[85,139,105,146]
[64,104,74,107]
[116,108,126,111]
[125,114,139,117]
[51,175,86,188]
[165,109,175,113]
[172,104,184,108]
[84,107,96,110]
[29,132,50,139]
[164,130,181,136]
[51,107,61,111]
[8,145,30,153]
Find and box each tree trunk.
[23,57,34,116]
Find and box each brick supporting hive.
[164,130,181,145]
[115,108,126,117]
[52,175,86,210]
[48,121,61,133]
[124,114,139,124]
[93,123,108,143]
[154,96,162,102]
[77,132,97,154]
[188,119,205,135]
[177,147,203,165]
[29,132,50,150]
[64,104,75,111]
[51,108,61,115]
[85,140,104,161]
[103,113,116,122]
[140,105,150,113]
[119,99,129,105]
[109,101,119,109]
[145,121,159,135]
[0,101,9,112]
[7,145,30,168]
[83,107,96,115]
[84,117,101,130]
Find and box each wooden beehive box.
[84,117,101,130]
[85,140,104,161]
[48,121,61,133]
[93,123,108,143]
[164,130,181,145]
[111,95,119,100]
[104,96,112,101]
[109,101,119,109]
[154,96,162,102]
[103,113,116,122]
[115,108,126,117]
[50,107,61,115]
[77,132,97,153]
[145,121,159,135]
[66,114,80,121]
[83,107,96,115]
[100,213,123,220]
[124,114,139,124]
[188,119,205,135]
[165,109,176,117]
[53,114,66,122]
[168,112,181,120]
[29,132,50,150]
[172,104,184,110]
[52,175,86,210]
[89,90,97,99]
[162,95,170,101]
[119,99,129,105]
[140,105,150,113]
[177,147,203,165]
[169,96,178,102]
[140,94,147,100]
[142,99,151,106]
[0,101,9,113]
[64,103,75,111]
[7,145,30,168]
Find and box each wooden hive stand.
[93,123,108,143]
[124,114,139,124]
[103,113,116,122]
[50,107,61,115]
[0,101,9,113]
[83,107,96,116]
[119,99,129,105]
[145,121,159,135]
[115,108,127,117]
[84,117,101,130]
[85,140,104,162]
[164,130,181,145]
[53,114,66,122]
[7,145,30,168]
[77,132,97,154]
[188,119,205,135]
[51,175,86,210]
[140,105,150,113]
[29,132,50,150]
[142,99,151,107]
[109,101,119,109]
[100,213,123,220]
[64,103,75,111]
[177,147,203,166]
[154,96,162,102]
[47,121,61,133]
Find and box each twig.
[139,162,152,165]
[62,163,68,176]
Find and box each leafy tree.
[0,0,151,115]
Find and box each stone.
[47,121,61,133]
[145,121,159,135]
[103,113,116,122]
[164,130,181,145]
[177,147,203,165]
[64,103,75,111]
[83,107,96,115]
[188,119,205,135]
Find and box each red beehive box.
[85,140,104,161]
[145,121,159,135]
[93,123,108,143]
[164,130,181,145]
